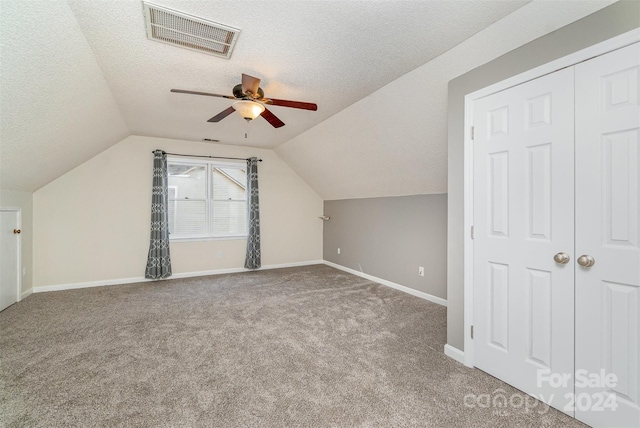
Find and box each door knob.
[577,255,595,267]
[554,252,570,264]
[13,229,21,234]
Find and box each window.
[167,158,247,240]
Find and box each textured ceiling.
[1,0,529,192]
[276,0,618,200]
[0,0,129,192]
[0,0,616,195]
[65,0,529,148]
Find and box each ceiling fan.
[171,74,317,128]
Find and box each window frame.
[167,157,248,241]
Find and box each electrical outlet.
[418,266,425,277]
[337,248,341,255]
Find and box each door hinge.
[471,325,474,339]
[471,126,475,140]
[471,225,474,239]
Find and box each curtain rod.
[153,151,262,162]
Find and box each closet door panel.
[473,66,575,413]
[575,42,640,428]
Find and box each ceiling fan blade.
[264,98,318,111]
[207,106,236,122]
[260,108,285,128]
[241,74,261,96]
[171,89,235,99]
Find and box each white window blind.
[167,159,247,239]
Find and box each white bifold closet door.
[575,43,640,428]
[473,42,639,428]
[473,67,576,413]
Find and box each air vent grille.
[142,2,240,59]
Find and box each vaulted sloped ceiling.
[276,0,618,200]
[65,0,529,149]
[0,1,616,195]
[1,0,529,192]
[0,0,129,191]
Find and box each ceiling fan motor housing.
[233,84,264,100]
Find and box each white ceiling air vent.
[142,2,240,59]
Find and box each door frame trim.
[0,207,22,305]
[461,29,640,368]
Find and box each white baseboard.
[444,344,465,364]
[34,276,152,293]
[32,260,446,308]
[33,260,325,293]
[170,260,325,280]
[322,260,447,307]
[20,288,33,300]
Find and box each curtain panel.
[145,150,172,279]
[244,157,261,269]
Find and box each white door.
[473,67,576,413]
[0,209,21,312]
[574,42,640,428]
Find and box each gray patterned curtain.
[145,150,172,279]
[244,157,261,269]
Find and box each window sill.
[170,235,248,243]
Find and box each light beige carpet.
[0,264,584,427]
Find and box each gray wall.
[324,194,447,300]
[447,0,640,351]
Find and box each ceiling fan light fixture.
[233,100,265,121]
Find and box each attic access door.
[472,67,575,414]
[0,209,21,312]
